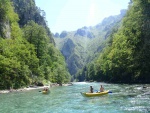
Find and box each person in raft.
[43,87,49,91]
[100,85,104,92]
[90,86,93,93]
[45,88,48,91]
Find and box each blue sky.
[35,0,130,34]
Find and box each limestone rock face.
[75,28,95,38]
[54,10,127,76]
[61,39,79,75]
[61,38,75,60]
[0,20,11,39]
[60,31,67,38]
[3,21,11,38]
[54,32,59,38]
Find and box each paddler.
[100,85,104,92]
[90,86,93,93]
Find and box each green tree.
[96,0,150,83]
[22,21,71,84]
[0,0,39,89]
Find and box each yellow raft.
[42,90,49,94]
[81,90,109,97]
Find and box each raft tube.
[81,90,109,97]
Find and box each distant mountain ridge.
[54,9,127,76]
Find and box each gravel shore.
[0,83,73,94]
[0,86,49,94]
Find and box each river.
[0,82,149,113]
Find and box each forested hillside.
[77,0,150,83]
[12,0,55,45]
[0,0,70,90]
[54,10,126,76]
[1,0,149,89]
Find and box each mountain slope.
[54,10,126,76]
[12,0,55,45]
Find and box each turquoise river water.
[0,82,150,113]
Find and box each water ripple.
[0,82,149,113]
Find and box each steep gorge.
[54,10,126,76]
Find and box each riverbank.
[0,83,73,94]
[0,86,48,94]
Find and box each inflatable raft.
[81,90,109,97]
[42,90,49,94]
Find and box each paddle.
[108,91,112,93]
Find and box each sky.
[35,0,130,34]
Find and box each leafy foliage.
[94,0,150,83]
[0,0,70,89]
[12,0,55,44]
[22,21,71,84]
[76,1,150,83]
